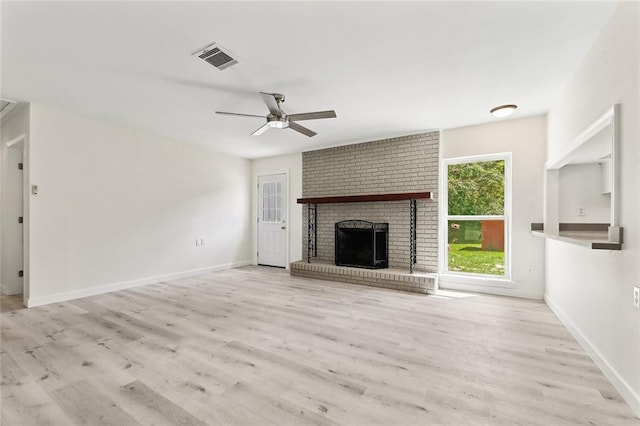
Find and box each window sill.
[439,273,515,289]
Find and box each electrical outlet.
[195,239,200,246]
[634,287,640,310]
[200,238,205,246]
[577,207,586,216]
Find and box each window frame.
[440,152,513,282]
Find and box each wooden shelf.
[297,192,432,204]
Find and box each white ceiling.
[1,1,616,159]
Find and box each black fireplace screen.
[335,220,388,269]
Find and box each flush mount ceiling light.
[490,104,518,118]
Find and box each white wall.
[558,163,611,223]
[0,104,30,299]
[251,153,303,267]
[546,2,639,416]
[441,115,546,299]
[26,103,252,306]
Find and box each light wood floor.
[1,266,638,425]
[0,293,25,314]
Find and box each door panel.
[258,174,287,267]
[2,145,24,295]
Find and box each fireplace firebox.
[335,220,388,269]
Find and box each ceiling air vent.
[196,42,238,71]
[0,99,18,120]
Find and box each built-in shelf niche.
[534,104,622,249]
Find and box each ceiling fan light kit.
[490,104,518,118]
[216,92,337,137]
[268,118,288,129]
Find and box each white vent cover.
[0,99,17,120]
[196,43,238,71]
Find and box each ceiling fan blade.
[251,122,271,136]
[287,110,337,121]
[289,122,317,137]
[216,111,265,118]
[259,92,281,116]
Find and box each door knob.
[281,226,286,230]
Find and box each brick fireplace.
[290,131,439,293]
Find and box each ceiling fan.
[215,92,337,137]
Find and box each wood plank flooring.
[1,266,638,425]
[0,293,25,313]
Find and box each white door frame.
[256,171,289,268]
[2,134,28,304]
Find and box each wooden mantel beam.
[297,192,433,204]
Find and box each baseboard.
[439,280,543,300]
[545,293,640,418]
[26,260,251,308]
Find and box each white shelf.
[531,230,622,250]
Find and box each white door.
[258,174,287,267]
[2,141,24,295]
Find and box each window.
[261,180,282,223]
[443,154,511,278]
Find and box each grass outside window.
[448,243,505,276]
